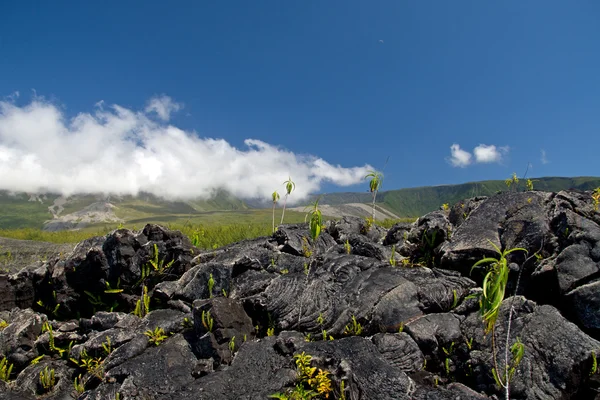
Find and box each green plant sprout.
[364,170,383,221]
[472,239,538,400]
[133,285,151,318]
[201,310,214,332]
[228,336,236,354]
[280,177,296,225]
[0,357,13,382]
[344,315,363,336]
[145,327,168,346]
[451,289,459,309]
[344,239,351,254]
[70,348,103,379]
[590,351,598,376]
[269,352,332,399]
[104,278,123,294]
[42,322,73,359]
[306,197,323,242]
[592,187,600,211]
[73,374,85,394]
[471,241,527,334]
[389,244,397,266]
[505,173,519,192]
[102,336,112,356]
[525,179,534,191]
[148,243,174,275]
[30,355,44,365]
[39,366,56,393]
[0,319,7,330]
[272,190,280,233]
[208,273,215,298]
[361,216,373,234]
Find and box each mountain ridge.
[0,176,598,230]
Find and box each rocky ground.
[1,190,600,399]
[0,237,74,274]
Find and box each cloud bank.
[0,95,371,202]
[448,143,508,167]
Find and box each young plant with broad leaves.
[364,170,383,221]
[471,240,528,400]
[280,177,296,225]
[272,190,280,233]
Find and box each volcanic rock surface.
[1,190,600,399]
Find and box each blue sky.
[0,1,598,200]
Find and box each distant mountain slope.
[0,176,598,230]
[305,176,600,218]
[0,190,249,230]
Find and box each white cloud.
[0,96,371,202]
[473,144,507,163]
[541,149,549,164]
[144,95,183,121]
[448,143,509,167]
[448,144,472,167]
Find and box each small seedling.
[0,319,8,330]
[593,188,600,211]
[182,317,193,329]
[280,177,296,225]
[73,374,85,394]
[344,315,363,336]
[201,310,214,332]
[145,327,168,346]
[344,239,351,254]
[228,336,236,354]
[207,273,215,298]
[0,357,13,382]
[590,350,598,376]
[102,336,112,356]
[39,366,56,392]
[465,337,474,350]
[451,289,459,309]
[364,170,383,221]
[147,243,174,275]
[133,285,151,318]
[389,244,397,266]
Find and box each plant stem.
[280,194,288,225]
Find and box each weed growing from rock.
[343,240,351,254]
[471,241,527,333]
[147,243,174,275]
[208,273,215,298]
[269,352,333,399]
[590,351,598,376]
[472,240,531,399]
[592,188,600,211]
[364,170,383,221]
[73,374,85,394]
[201,310,214,332]
[145,327,168,346]
[280,177,296,225]
[344,315,363,336]
[133,285,150,318]
[39,366,56,393]
[0,357,13,382]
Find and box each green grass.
[0,209,308,249]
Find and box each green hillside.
[310,176,600,217]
